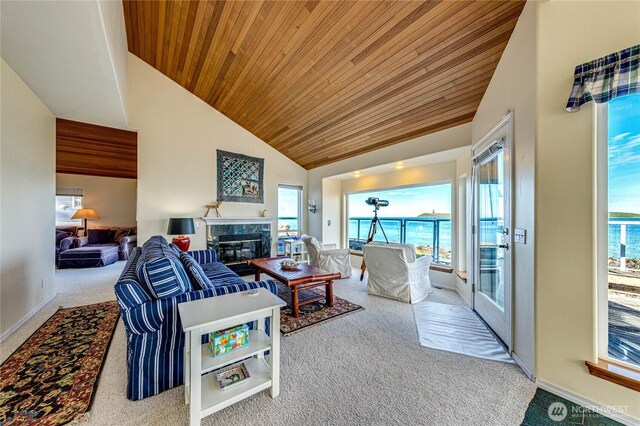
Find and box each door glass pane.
[478,150,505,309]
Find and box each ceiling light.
[353,171,361,178]
[395,162,404,169]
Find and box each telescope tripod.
[359,209,388,281]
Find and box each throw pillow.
[113,228,131,242]
[88,228,112,244]
[139,257,190,299]
[56,230,72,244]
[179,252,214,290]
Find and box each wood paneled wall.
[123,0,525,169]
[56,118,137,179]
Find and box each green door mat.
[522,389,624,425]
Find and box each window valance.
[566,44,639,112]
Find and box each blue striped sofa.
[114,236,278,400]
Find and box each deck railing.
[609,220,640,271]
[348,216,451,264]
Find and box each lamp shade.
[167,218,195,235]
[71,208,100,220]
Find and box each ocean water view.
[278,217,640,262]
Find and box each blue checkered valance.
[566,44,639,112]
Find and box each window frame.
[277,184,303,240]
[345,181,454,266]
[595,101,640,372]
[55,191,84,227]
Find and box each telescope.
[365,197,389,208]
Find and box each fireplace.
[205,219,272,276]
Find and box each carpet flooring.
[1,264,537,425]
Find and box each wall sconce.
[308,200,317,214]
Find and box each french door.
[472,114,513,349]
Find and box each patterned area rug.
[0,301,119,425]
[276,282,364,336]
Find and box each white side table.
[283,239,308,262]
[178,289,286,425]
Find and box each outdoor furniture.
[363,242,432,304]
[249,257,341,318]
[300,234,352,278]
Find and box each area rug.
[276,282,364,336]
[0,301,120,425]
[413,300,514,363]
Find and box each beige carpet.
[1,265,536,425]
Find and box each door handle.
[498,243,509,250]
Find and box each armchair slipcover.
[363,242,432,303]
[300,234,352,278]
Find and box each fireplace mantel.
[202,216,274,225]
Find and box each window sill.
[430,265,453,273]
[585,359,640,392]
[455,270,467,282]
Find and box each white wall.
[1,59,56,338]
[470,0,536,376]
[56,173,137,229]
[321,178,342,245]
[128,54,307,252]
[535,1,640,418]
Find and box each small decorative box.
[208,324,249,357]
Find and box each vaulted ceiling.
[123,0,525,169]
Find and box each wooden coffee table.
[248,257,340,318]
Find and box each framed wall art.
[217,150,264,203]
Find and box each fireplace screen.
[217,234,263,267]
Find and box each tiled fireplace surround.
[205,218,272,276]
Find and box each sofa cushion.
[179,252,213,290]
[114,228,131,242]
[169,243,183,256]
[201,262,246,286]
[138,257,190,299]
[56,230,72,244]
[88,228,112,244]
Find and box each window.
[55,193,83,226]
[598,94,640,369]
[278,185,302,253]
[347,183,452,265]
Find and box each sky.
[608,94,640,214]
[278,186,300,217]
[348,184,451,217]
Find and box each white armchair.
[300,234,352,278]
[362,242,432,303]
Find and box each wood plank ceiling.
[56,118,138,179]
[123,0,525,169]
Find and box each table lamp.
[167,218,195,251]
[71,208,100,237]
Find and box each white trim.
[512,352,535,381]
[595,104,610,360]
[202,217,274,225]
[536,379,640,426]
[0,291,56,342]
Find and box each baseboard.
[512,352,535,381]
[0,291,56,343]
[536,379,640,426]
